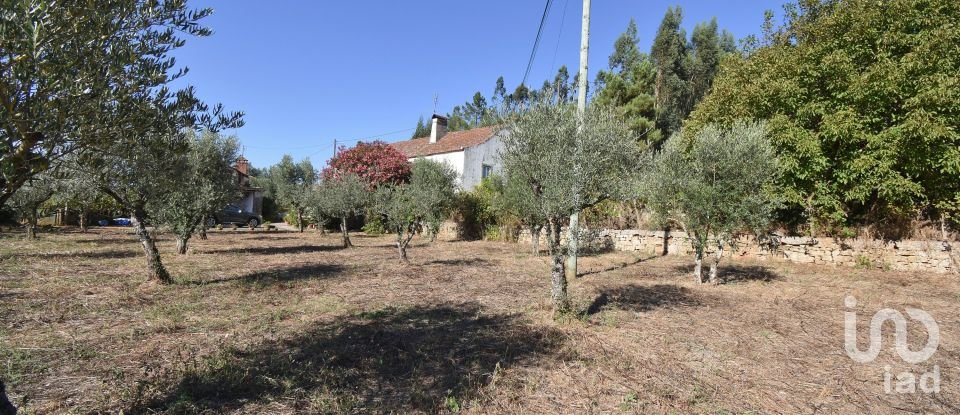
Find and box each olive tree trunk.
[397,242,408,263]
[530,224,542,256]
[548,219,569,313]
[340,216,352,248]
[396,231,408,264]
[692,241,705,284]
[395,224,416,264]
[662,226,671,256]
[131,209,172,284]
[0,379,15,415]
[708,240,724,285]
[78,207,88,233]
[24,208,38,240]
[176,236,189,255]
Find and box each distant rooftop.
[390,126,497,158]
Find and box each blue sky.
[172,0,787,169]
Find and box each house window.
[481,164,493,179]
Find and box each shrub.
[323,141,412,186]
[361,211,387,235]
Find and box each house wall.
[238,190,263,215]
[461,131,505,190]
[411,151,466,188]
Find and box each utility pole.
[566,0,590,281]
[333,139,337,160]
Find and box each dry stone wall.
[518,229,957,274]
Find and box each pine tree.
[651,6,690,138]
[594,21,659,146]
[493,76,508,108]
[412,116,430,138]
[553,65,571,102]
[609,18,643,73]
[688,18,724,110]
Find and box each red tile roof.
[390,126,497,158]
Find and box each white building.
[390,115,505,190]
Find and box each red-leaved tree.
[323,141,412,187]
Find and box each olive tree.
[492,174,547,256]
[50,161,116,233]
[270,155,316,232]
[0,1,219,206]
[81,92,242,284]
[0,379,14,415]
[6,173,55,239]
[316,172,369,248]
[153,130,240,255]
[644,121,779,284]
[372,159,456,263]
[500,103,639,312]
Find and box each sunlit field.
[1,228,957,414]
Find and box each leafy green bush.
[361,210,387,235]
[450,177,502,240]
[482,224,501,241]
[284,210,316,228]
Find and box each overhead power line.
[303,127,418,159]
[522,0,554,87]
[549,0,571,76]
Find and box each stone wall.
[518,229,958,274]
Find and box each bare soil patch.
[1,228,958,413]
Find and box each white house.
[390,115,504,190]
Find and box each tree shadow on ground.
[578,255,653,277]
[672,264,784,284]
[200,244,344,256]
[424,258,495,267]
[132,303,566,414]
[586,284,701,315]
[237,235,300,241]
[75,237,139,245]
[15,250,140,260]
[185,263,345,285]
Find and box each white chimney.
[430,114,448,144]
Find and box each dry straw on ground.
[0,228,957,413]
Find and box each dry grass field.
[0,228,958,414]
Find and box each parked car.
[208,205,262,228]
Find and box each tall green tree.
[7,173,55,239]
[51,157,117,232]
[81,86,241,284]
[687,19,723,110]
[594,20,659,146]
[499,103,639,312]
[153,130,241,255]
[645,121,779,284]
[87,131,192,284]
[0,1,220,206]
[491,174,547,256]
[316,172,369,248]
[687,0,960,237]
[651,6,690,137]
[463,92,489,126]
[372,159,457,263]
[553,65,572,103]
[412,116,431,138]
[493,76,508,108]
[609,19,643,73]
[270,155,316,232]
